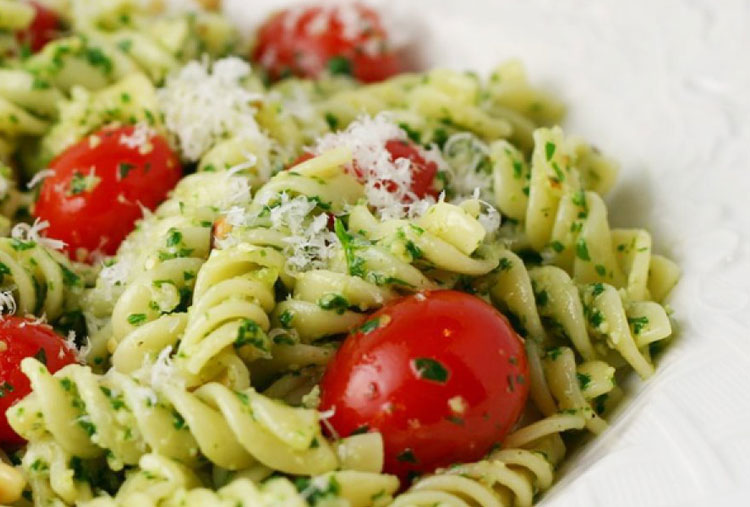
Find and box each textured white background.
[224,1,750,505]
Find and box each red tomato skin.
[384,139,439,199]
[253,3,401,83]
[0,317,77,446]
[34,126,181,260]
[319,291,529,481]
[16,1,61,52]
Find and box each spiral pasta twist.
[79,453,399,507]
[173,243,287,388]
[83,170,252,366]
[393,444,562,507]
[7,358,387,482]
[488,247,671,429]
[0,236,85,320]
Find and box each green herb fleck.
[545,142,556,161]
[318,293,350,314]
[628,316,649,335]
[413,357,449,383]
[234,319,269,352]
[577,372,591,390]
[327,56,352,75]
[576,237,591,261]
[127,313,147,326]
[359,318,380,335]
[396,448,418,463]
[279,310,294,329]
[118,162,135,180]
[550,240,565,253]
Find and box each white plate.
[223,1,750,505]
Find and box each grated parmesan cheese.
[157,57,264,161]
[219,191,339,273]
[443,132,494,199]
[131,345,185,395]
[11,218,67,251]
[63,330,91,364]
[119,123,156,154]
[26,169,55,190]
[314,113,437,219]
[0,290,17,316]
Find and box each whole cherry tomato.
[0,316,77,447]
[34,125,182,261]
[319,290,529,482]
[252,3,401,83]
[16,1,62,53]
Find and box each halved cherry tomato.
[16,1,62,53]
[252,3,401,83]
[34,125,181,261]
[0,317,77,446]
[319,290,529,482]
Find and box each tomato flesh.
[16,1,62,53]
[253,3,401,83]
[0,317,77,446]
[34,125,182,261]
[319,290,529,481]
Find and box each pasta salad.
[0,1,679,506]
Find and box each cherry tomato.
[252,3,401,83]
[16,1,62,53]
[34,125,182,261]
[293,139,439,200]
[319,290,529,481]
[0,317,77,446]
[383,139,439,199]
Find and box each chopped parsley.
[234,319,269,352]
[396,448,418,463]
[576,372,591,390]
[576,237,591,261]
[10,239,35,251]
[359,317,380,335]
[118,162,135,180]
[0,262,10,281]
[628,316,649,335]
[294,475,341,503]
[127,313,147,326]
[165,228,182,247]
[0,381,14,398]
[334,219,366,278]
[545,142,556,161]
[591,282,605,296]
[327,56,352,76]
[279,310,294,329]
[318,293,350,314]
[550,240,565,253]
[546,347,562,360]
[324,112,339,130]
[498,257,513,271]
[412,357,449,383]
